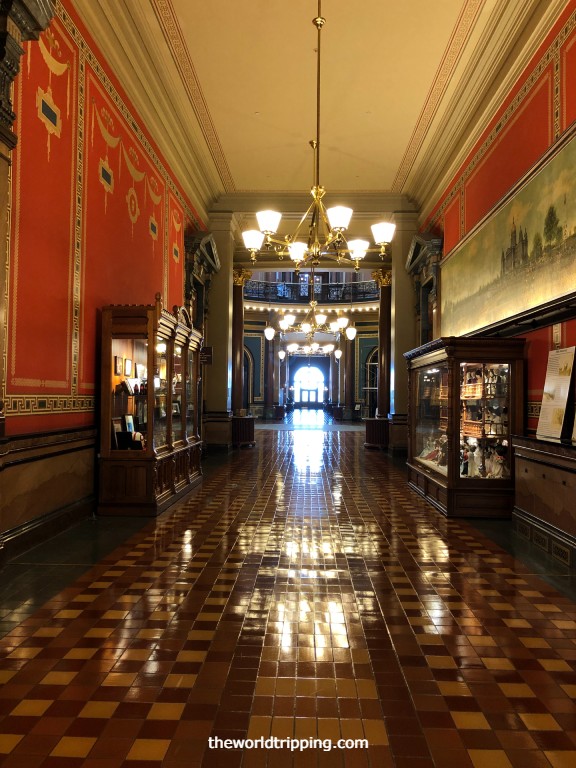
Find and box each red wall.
[6,2,204,436]
[425,2,576,253]
[421,3,576,434]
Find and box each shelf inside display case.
[405,337,525,518]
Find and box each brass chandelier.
[242,0,395,271]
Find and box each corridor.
[1,429,576,768]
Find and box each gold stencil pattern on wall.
[35,29,71,159]
[172,209,181,262]
[92,98,163,235]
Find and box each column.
[329,353,338,407]
[343,337,355,420]
[263,321,275,419]
[232,267,251,414]
[374,269,392,418]
[365,269,392,449]
[389,211,419,453]
[0,1,54,438]
[203,212,236,448]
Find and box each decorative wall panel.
[4,0,204,435]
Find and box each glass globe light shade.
[345,326,357,340]
[242,230,265,251]
[334,349,343,359]
[347,239,369,261]
[315,312,327,325]
[278,350,286,360]
[264,325,276,341]
[284,313,296,326]
[371,221,396,244]
[256,210,282,235]
[288,241,307,262]
[337,315,349,329]
[326,206,353,232]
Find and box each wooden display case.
[405,337,525,518]
[98,294,203,516]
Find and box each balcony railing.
[244,280,379,304]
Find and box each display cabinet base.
[98,444,203,517]
[407,462,513,518]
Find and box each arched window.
[293,365,325,404]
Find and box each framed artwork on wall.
[441,126,576,336]
[114,356,123,376]
[124,358,132,376]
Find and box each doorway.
[293,365,326,409]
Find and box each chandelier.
[242,1,395,271]
[264,293,356,357]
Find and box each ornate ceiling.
[71,0,566,245]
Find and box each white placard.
[536,347,575,441]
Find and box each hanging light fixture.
[241,1,395,271]
[345,325,357,341]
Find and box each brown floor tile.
[2,431,576,768]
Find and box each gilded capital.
[372,269,392,287]
[233,266,252,286]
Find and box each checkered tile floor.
[1,430,576,767]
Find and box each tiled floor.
[1,428,576,767]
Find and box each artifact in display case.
[405,337,525,518]
[98,294,203,516]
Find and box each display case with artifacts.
[405,337,525,518]
[98,294,203,516]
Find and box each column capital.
[233,266,252,286]
[372,269,392,287]
[0,0,54,148]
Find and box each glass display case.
[405,336,525,518]
[98,294,203,516]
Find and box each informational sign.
[536,346,575,441]
[199,346,213,365]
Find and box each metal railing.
[244,280,379,304]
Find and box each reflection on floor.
[1,430,576,767]
[256,408,364,432]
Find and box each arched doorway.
[292,365,326,409]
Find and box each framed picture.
[172,401,181,416]
[114,356,123,376]
[111,417,123,449]
[136,363,146,379]
[124,358,132,376]
[123,414,135,432]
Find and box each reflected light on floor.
[292,430,325,473]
